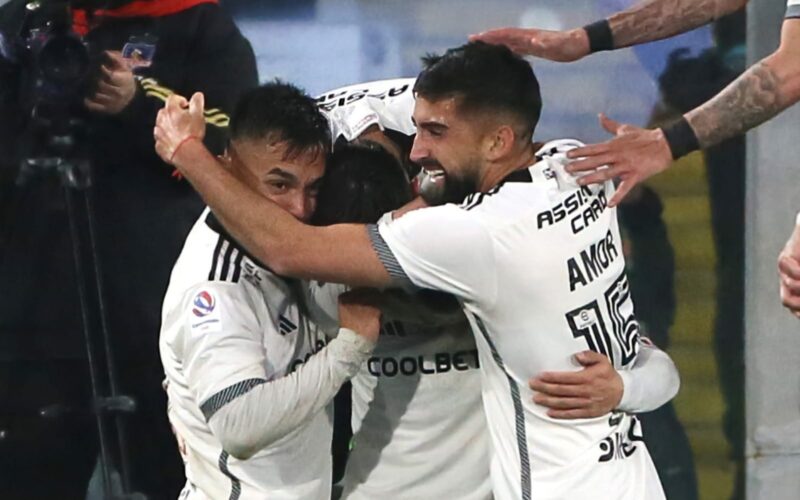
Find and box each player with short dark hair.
[313,76,680,499]
[159,81,378,500]
[312,142,412,227]
[156,42,669,499]
[416,42,542,141]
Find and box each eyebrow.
[265,168,298,182]
[413,118,448,132]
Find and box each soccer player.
[314,79,681,499]
[158,82,379,499]
[155,42,667,499]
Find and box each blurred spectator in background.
[618,185,699,500]
[656,12,747,498]
[0,0,257,498]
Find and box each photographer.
[0,1,257,498]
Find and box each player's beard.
[417,160,478,206]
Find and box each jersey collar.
[205,212,276,275]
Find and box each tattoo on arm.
[687,61,784,148]
[608,0,745,48]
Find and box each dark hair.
[229,80,331,160]
[312,142,413,225]
[414,41,542,140]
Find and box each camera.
[0,1,100,165]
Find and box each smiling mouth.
[420,167,446,179]
[419,161,445,173]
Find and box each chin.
[417,168,476,206]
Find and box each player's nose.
[286,193,311,222]
[410,135,428,164]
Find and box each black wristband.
[661,117,701,160]
[582,20,614,53]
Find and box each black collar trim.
[205,212,273,273]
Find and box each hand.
[338,289,382,343]
[565,114,673,207]
[778,221,800,318]
[154,92,206,165]
[529,350,623,419]
[468,27,590,62]
[84,51,137,115]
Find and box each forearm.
[207,329,373,460]
[607,0,745,49]
[164,106,391,288]
[617,344,680,413]
[686,50,800,148]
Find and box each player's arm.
[183,285,379,460]
[471,0,745,62]
[530,339,680,419]
[155,94,392,288]
[564,17,800,206]
[685,17,800,149]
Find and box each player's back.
[460,141,664,499]
[342,318,490,500]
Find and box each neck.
[477,142,538,192]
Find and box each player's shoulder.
[378,202,490,249]
[168,210,261,294]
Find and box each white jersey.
[314,78,492,499]
[788,0,800,18]
[316,77,416,143]
[160,209,331,500]
[345,321,489,500]
[308,282,491,500]
[372,140,666,500]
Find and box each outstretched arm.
[470,0,746,62]
[564,18,800,206]
[607,0,746,50]
[154,93,392,288]
[686,18,800,149]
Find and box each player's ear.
[485,124,516,161]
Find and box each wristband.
[582,20,614,53]
[661,117,701,160]
[170,135,200,164]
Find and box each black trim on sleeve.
[201,378,267,421]
[583,20,614,53]
[661,117,701,159]
[367,224,410,282]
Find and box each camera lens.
[38,33,89,86]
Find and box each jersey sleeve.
[787,0,800,19]
[306,281,349,334]
[326,100,383,142]
[617,337,680,413]
[179,282,268,410]
[370,204,497,304]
